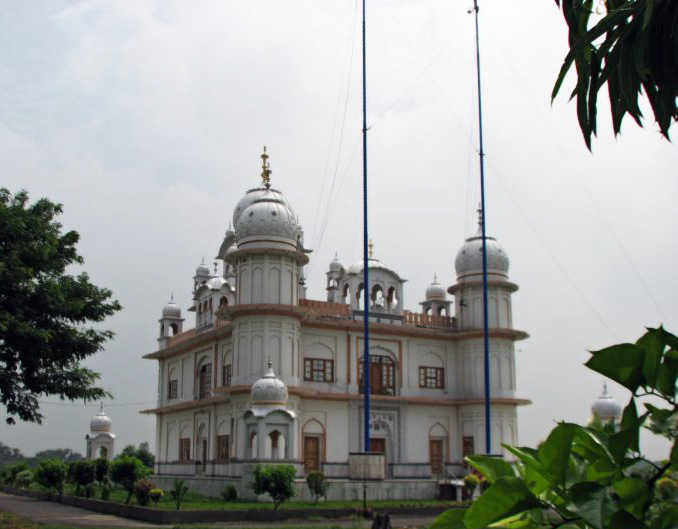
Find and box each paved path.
[0,492,436,528]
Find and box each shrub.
[134,479,155,506]
[252,464,296,510]
[657,477,678,500]
[94,457,110,483]
[149,488,164,507]
[100,475,112,500]
[463,473,479,498]
[221,484,238,502]
[169,479,189,510]
[14,470,33,489]
[70,460,96,497]
[111,456,148,504]
[34,459,67,494]
[5,463,29,485]
[306,470,328,504]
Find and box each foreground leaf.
[428,508,466,529]
[464,477,541,529]
[467,454,515,483]
[586,343,645,392]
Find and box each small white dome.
[591,383,621,422]
[236,195,298,245]
[425,275,446,300]
[195,261,210,278]
[347,257,400,279]
[329,253,343,272]
[251,363,288,405]
[455,224,509,278]
[225,243,238,258]
[162,299,181,318]
[90,408,112,433]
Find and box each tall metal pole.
[473,0,492,455]
[361,0,371,454]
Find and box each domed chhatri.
[591,382,622,423]
[195,259,210,278]
[251,362,288,405]
[329,252,343,272]
[425,274,447,301]
[90,407,112,433]
[455,210,509,279]
[162,296,181,318]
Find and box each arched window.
[219,296,228,308]
[387,287,398,310]
[170,323,179,335]
[342,284,351,305]
[357,283,364,307]
[359,354,396,395]
[371,285,385,309]
[198,362,212,400]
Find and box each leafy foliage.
[553,0,678,148]
[169,479,189,510]
[252,464,296,510]
[463,473,479,498]
[119,442,154,469]
[110,456,149,505]
[94,457,110,483]
[69,460,96,497]
[432,326,678,528]
[221,484,238,502]
[149,488,164,507]
[33,459,67,494]
[14,469,33,489]
[134,478,155,506]
[1,463,29,485]
[0,189,121,424]
[306,470,328,504]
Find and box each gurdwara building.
[142,150,529,498]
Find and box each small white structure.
[85,404,115,460]
[243,362,297,460]
[591,382,622,425]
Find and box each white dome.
[195,261,210,277]
[233,186,295,228]
[591,383,621,422]
[235,194,298,245]
[425,276,446,300]
[455,225,509,278]
[162,299,181,318]
[347,257,400,279]
[225,243,238,258]
[251,363,288,404]
[90,409,112,433]
[329,253,343,272]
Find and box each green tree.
[553,1,678,149]
[431,325,678,529]
[252,464,296,510]
[119,442,154,469]
[69,460,96,498]
[0,442,25,466]
[0,189,121,424]
[305,470,328,504]
[35,448,83,463]
[94,457,110,483]
[33,459,67,494]
[111,456,148,505]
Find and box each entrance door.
[304,436,320,473]
[370,438,386,454]
[430,439,443,477]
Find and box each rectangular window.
[303,358,334,382]
[199,363,212,399]
[179,438,191,462]
[216,435,230,463]
[222,364,232,387]
[419,366,444,389]
[168,379,178,400]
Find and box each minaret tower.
[223,148,309,384]
[158,295,184,350]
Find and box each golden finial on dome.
[368,239,374,258]
[261,146,272,188]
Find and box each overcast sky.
[1,1,676,460]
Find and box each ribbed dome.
[162,299,181,318]
[455,224,509,279]
[206,277,227,290]
[425,275,446,300]
[235,194,298,245]
[591,383,621,422]
[90,408,112,433]
[347,257,400,279]
[233,186,295,228]
[195,261,210,278]
[251,363,288,405]
[329,253,343,272]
